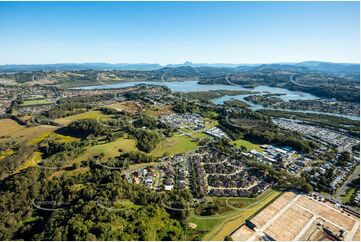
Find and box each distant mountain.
[295,61,360,74]
[0,63,162,72]
[249,64,306,72]
[0,61,358,74]
[165,61,257,68]
[231,62,359,74]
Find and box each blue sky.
[0,1,359,65]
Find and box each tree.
[338,151,351,167]
[302,183,313,193]
[340,151,351,162]
[225,235,233,241]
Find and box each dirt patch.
[251,191,296,228]
[265,205,313,241]
[231,192,360,241]
[296,196,356,231]
[108,101,144,115]
[188,223,197,229]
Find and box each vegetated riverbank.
[245,94,360,117]
[258,109,360,137]
[180,90,258,100]
[75,80,360,120]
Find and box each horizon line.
[0,60,359,66]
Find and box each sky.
[0,1,359,65]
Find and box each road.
[336,165,360,200]
[225,74,237,86]
[289,73,314,88]
[225,115,242,128]
[247,194,302,241]
[208,181,258,191]
[225,114,258,130]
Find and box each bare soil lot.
[231,192,360,241]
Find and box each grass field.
[150,135,199,157]
[0,119,27,136]
[193,132,212,140]
[341,188,356,204]
[203,118,219,128]
[15,151,42,173]
[142,105,173,117]
[180,128,195,133]
[50,167,89,179]
[29,131,80,145]
[19,99,53,106]
[189,189,282,241]
[54,110,112,126]
[0,149,15,160]
[106,101,143,114]
[0,119,57,144]
[71,137,138,163]
[68,183,87,192]
[231,138,264,152]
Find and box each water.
[212,95,360,120]
[77,80,317,100]
[76,80,359,120]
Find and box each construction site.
[231,192,360,241]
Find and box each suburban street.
[336,165,360,200]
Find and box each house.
[164,185,174,191]
[133,177,141,184]
[145,176,154,186]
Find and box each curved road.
[289,73,315,88]
[225,73,237,86]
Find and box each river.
[75,80,359,120]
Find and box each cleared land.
[150,135,199,157]
[265,205,313,241]
[231,139,264,152]
[142,105,173,117]
[19,99,53,106]
[15,151,42,173]
[249,191,297,229]
[71,137,138,163]
[296,196,356,231]
[54,110,112,126]
[188,189,282,241]
[106,101,144,115]
[0,119,28,136]
[29,131,79,145]
[0,149,15,160]
[0,119,56,144]
[232,192,360,241]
